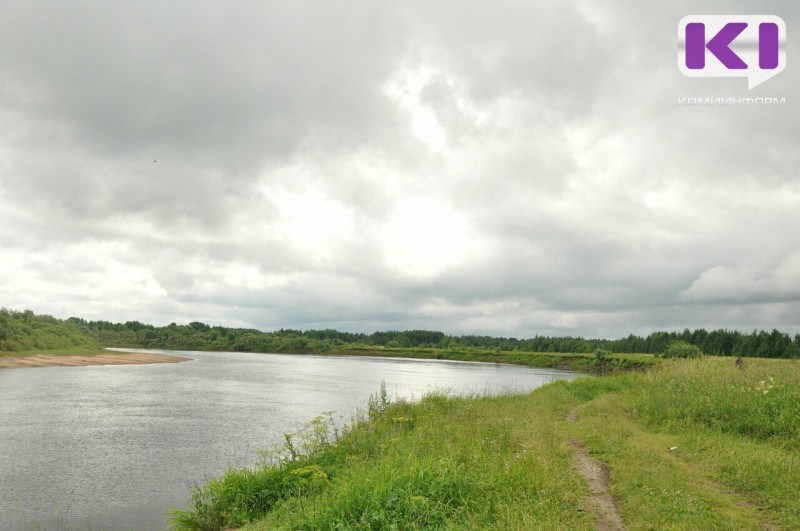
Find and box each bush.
[662,340,702,359]
[594,348,610,361]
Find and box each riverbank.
[172,356,800,530]
[99,344,659,373]
[332,346,657,373]
[0,349,191,369]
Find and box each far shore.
[0,351,192,369]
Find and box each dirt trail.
[0,352,191,369]
[566,409,626,531]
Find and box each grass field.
[170,355,800,530]
[333,346,659,373]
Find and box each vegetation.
[0,308,99,353]
[3,308,798,361]
[172,357,800,530]
[572,357,800,529]
[662,339,703,359]
[334,346,657,373]
[65,317,800,359]
[172,386,593,530]
[76,318,800,359]
[68,319,603,355]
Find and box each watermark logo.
[678,15,786,89]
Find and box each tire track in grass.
[567,403,780,530]
[566,408,626,531]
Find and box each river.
[0,350,583,530]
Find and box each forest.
[2,308,799,358]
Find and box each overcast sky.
[1,1,798,338]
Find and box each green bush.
[594,348,610,361]
[662,340,702,359]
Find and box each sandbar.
[0,352,191,369]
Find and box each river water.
[0,350,583,530]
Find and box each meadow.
[171,356,800,530]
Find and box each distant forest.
[2,308,798,358]
[76,315,800,358]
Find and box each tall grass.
[170,411,346,529]
[572,357,800,528]
[635,357,800,445]
[171,386,591,530]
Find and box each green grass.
[567,364,800,529]
[635,357,800,444]
[172,388,593,530]
[333,346,658,373]
[171,357,800,530]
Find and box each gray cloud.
[1,0,798,338]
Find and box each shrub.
[594,348,610,361]
[662,340,702,359]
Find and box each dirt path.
[566,409,626,531]
[0,352,191,369]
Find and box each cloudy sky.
[1,1,798,338]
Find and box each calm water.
[0,350,583,530]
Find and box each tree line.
[67,316,800,358]
[2,308,799,358]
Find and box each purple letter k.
[686,22,748,69]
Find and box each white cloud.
[382,197,478,278]
[681,252,800,304]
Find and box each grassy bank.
[172,356,800,530]
[332,346,657,373]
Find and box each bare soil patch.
[566,407,626,530]
[0,352,191,369]
[568,438,626,531]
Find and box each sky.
[1,1,798,339]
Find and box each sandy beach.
[0,352,192,369]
